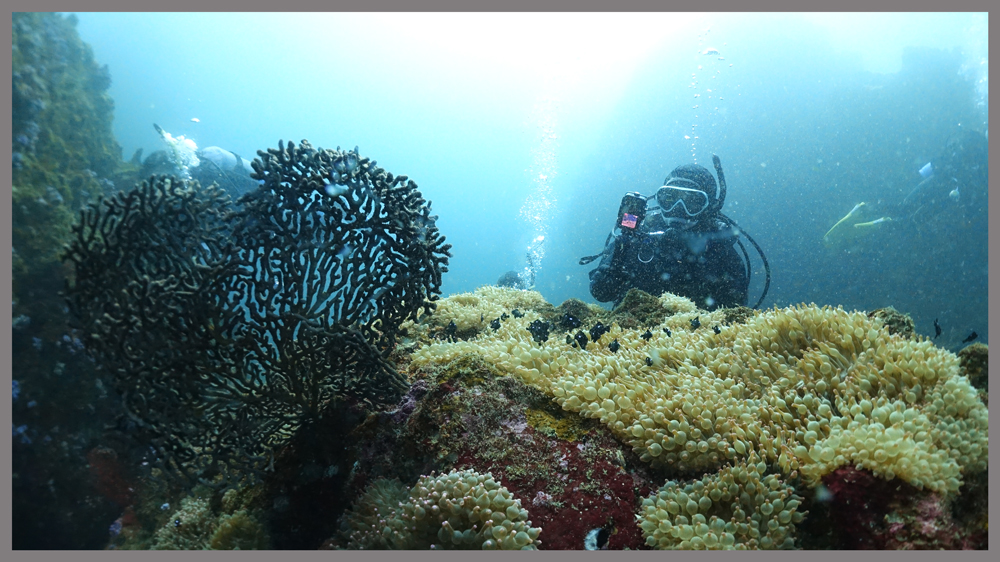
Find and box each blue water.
[72,12,989,348]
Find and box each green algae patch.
[526,407,592,442]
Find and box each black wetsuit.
[589,217,748,310]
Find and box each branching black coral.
[65,175,244,484]
[64,142,451,487]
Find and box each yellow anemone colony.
[342,469,541,550]
[406,285,554,334]
[411,287,988,495]
[638,451,805,549]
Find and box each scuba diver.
[497,235,545,290]
[823,129,988,248]
[133,124,258,199]
[897,130,988,218]
[582,155,770,310]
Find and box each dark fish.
[933,318,941,339]
[962,331,978,344]
[501,312,509,321]
[527,319,550,344]
[645,357,653,366]
[690,316,701,330]
[663,327,672,337]
[590,322,609,342]
[713,325,721,334]
[444,320,457,337]
[574,331,589,350]
[490,318,501,331]
[565,334,573,345]
[512,309,524,318]
[481,313,484,322]
[561,313,582,329]
[641,330,653,341]
[608,339,620,353]
[584,527,610,550]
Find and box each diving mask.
[656,178,711,217]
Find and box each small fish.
[690,316,701,330]
[561,313,581,329]
[584,527,610,551]
[933,318,941,339]
[565,334,573,345]
[949,187,960,201]
[490,318,502,331]
[663,327,672,337]
[919,162,933,178]
[641,330,653,341]
[608,339,620,353]
[526,319,550,344]
[713,325,721,334]
[590,322,610,342]
[961,331,978,344]
[501,312,509,321]
[574,331,589,350]
[443,320,457,342]
[701,47,720,55]
[190,117,200,123]
[511,309,524,318]
[645,357,653,367]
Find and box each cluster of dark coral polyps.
[64,141,451,488]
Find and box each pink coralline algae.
[821,465,986,550]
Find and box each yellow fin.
[823,202,868,247]
[853,217,892,229]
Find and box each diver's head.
[497,270,528,290]
[656,164,720,222]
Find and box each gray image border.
[3,0,994,560]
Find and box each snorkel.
[711,154,727,215]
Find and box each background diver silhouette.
[824,129,989,244]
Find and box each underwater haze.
[72,11,989,348]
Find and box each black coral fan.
[64,141,451,486]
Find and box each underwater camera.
[617,191,647,230]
